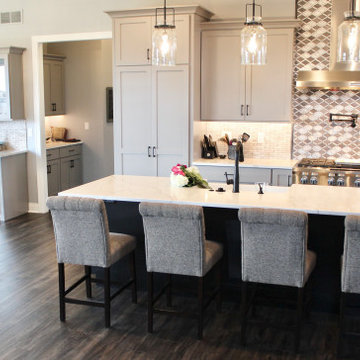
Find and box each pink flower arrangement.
[170,164,210,188]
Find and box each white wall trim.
[31,31,112,214]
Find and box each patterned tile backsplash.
[293,0,360,160]
[0,121,27,151]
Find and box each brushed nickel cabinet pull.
[241,105,244,116]
[153,146,156,158]
[246,105,250,116]
[148,146,151,158]
[147,49,150,61]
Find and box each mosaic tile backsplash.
[293,0,360,160]
[0,121,27,151]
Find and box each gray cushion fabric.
[139,202,223,277]
[47,196,136,268]
[239,208,316,288]
[342,216,360,293]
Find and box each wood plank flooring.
[0,213,356,359]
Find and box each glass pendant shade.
[337,10,360,63]
[152,27,177,66]
[240,2,267,65]
[241,23,267,65]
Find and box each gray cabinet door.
[47,159,61,196]
[60,155,82,191]
[272,169,292,187]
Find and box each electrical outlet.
[258,132,264,143]
[84,122,90,130]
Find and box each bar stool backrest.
[342,215,360,293]
[239,208,308,288]
[47,196,111,267]
[139,202,206,277]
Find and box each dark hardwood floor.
[0,213,355,359]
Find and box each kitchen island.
[59,175,359,312]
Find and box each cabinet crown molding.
[106,5,214,20]
[201,18,300,30]
[0,46,25,55]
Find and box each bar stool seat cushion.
[109,233,136,266]
[304,250,317,285]
[204,240,223,276]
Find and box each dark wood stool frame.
[58,251,137,328]
[337,292,360,357]
[147,260,222,340]
[240,279,312,353]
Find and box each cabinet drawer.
[59,145,82,158]
[196,165,272,184]
[46,148,60,160]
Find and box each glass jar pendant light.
[152,0,176,66]
[337,0,360,64]
[241,0,267,65]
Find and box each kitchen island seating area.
[46,196,137,328]
[47,191,360,356]
[139,202,223,340]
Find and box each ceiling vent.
[0,10,23,25]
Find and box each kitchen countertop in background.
[193,158,298,169]
[46,141,83,149]
[0,149,27,158]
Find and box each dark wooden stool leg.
[166,274,172,307]
[294,287,304,353]
[216,261,222,313]
[147,272,154,333]
[104,267,111,328]
[58,263,66,322]
[337,292,346,358]
[198,277,204,340]
[240,281,248,346]
[85,265,92,298]
[130,252,137,304]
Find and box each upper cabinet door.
[246,29,293,122]
[114,17,152,66]
[201,30,246,121]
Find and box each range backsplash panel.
[293,0,360,160]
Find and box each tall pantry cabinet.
[107,7,213,176]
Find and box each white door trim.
[31,31,112,213]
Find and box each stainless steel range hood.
[296,0,360,90]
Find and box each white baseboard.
[28,202,48,214]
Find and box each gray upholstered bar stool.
[139,202,223,340]
[238,207,317,352]
[47,196,137,328]
[338,215,360,356]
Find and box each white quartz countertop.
[59,175,360,216]
[193,158,298,169]
[0,149,27,158]
[46,141,83,149]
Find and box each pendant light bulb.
[152,0,177,66]
[241,1,267,65]
[337,0,360,63]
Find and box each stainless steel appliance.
[293,158,360,187]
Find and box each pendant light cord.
[252,0,256,22]
[164,0,167,26]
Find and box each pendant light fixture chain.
[245,0,263,26]
[155,0,175,29]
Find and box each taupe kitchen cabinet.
[201,28,294,122]
[46,144,82,196]
[272,169,293,186]
[113,14,189,66]
[114,65,189,176]
[0,152,28,221]
[196,164,292,186]
[43,54,65,116]
[0,47,25,121]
